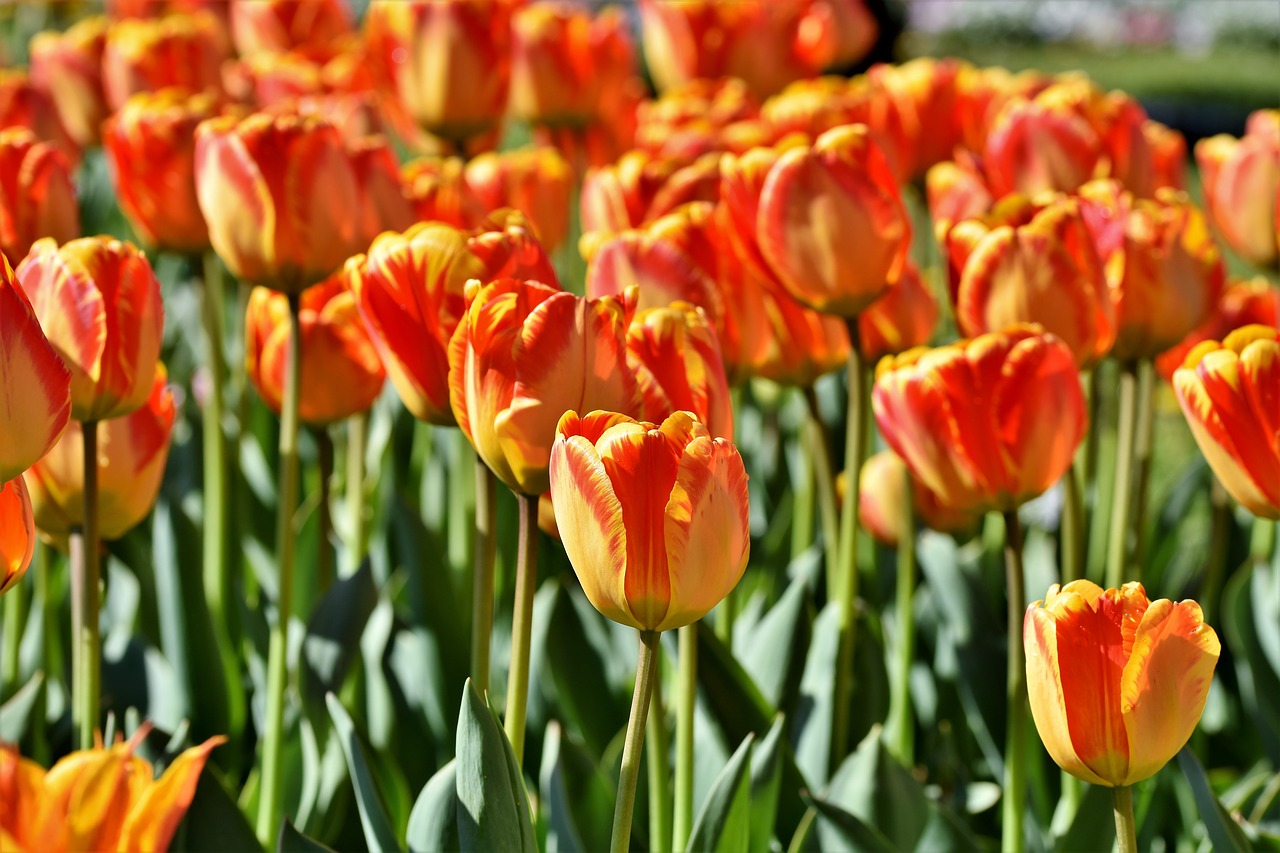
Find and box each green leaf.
[740,576,812,711]
[172,764,263,853]
[278,819,339,853]
[687,733,755,853]
[539,721,615,853]
[1177,746,1251,852]
[326,692,402,853]
[803,796,896,853]
[455,679,536,852]
[1055,782,1116,853]
[749,715,787,851]
[823,726,929,851]
[302,562,378,725]
[0,671,44,743]
[1223,565,1280,764]
[407,759,460,853]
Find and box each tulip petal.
[18,238,107,393]
[0,476,35,595]
[118,736,225,852]
[0,274,70,482]
[195,121,277,287]
[0,745,47,849]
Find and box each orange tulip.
[402,155,484,228]
[1156,277,1280,382]
[465,146,573,252]
[102,12,227,111]
[1196,109,1279,270]
[103,88,219,255]
[925,154,994,239]
[194,111,359,293]
[0,477,36,595]
[580,149,722,237]
[1099,92,1186,197]
[448,278,641,496]
[954,64,1052,155]
[26,369,175,544]
[634,78,769,162]
[757,124,911,317]
[858,260,939,363]
[0,70,79,165]
[873,326,1086,514]
[18,237,164,423]
[0,128,79,267]
[29,16,109,150]
[1024,580,1219,787]
[230,0,353,57]
[857,450,979,548]
[1174,325,1280,520]
[0,262,71,483]
[548,409,749,631]
[245,275,386,425]
[984,90,1102,198]
[0,732,224,853]
[347,135,414,250]
[627,303,734,441]
[946,196,1114,367]
[864,57,963,180]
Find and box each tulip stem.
[886,464,916,767]
[1113,785,1138,853]
[343,411,369,577]
[314,428,335,599]
[1128,360,1155,580]
[647,649,672,853]
[257,291,303,846]
[471,460,497,696]
[503,492,538,765]
[199,252,231,677]
[1061,462,1084,583]
[70,421,101,749]
[832,319,868,769]
[802,386,840,596]
[2,577,25,697]
[1201,479,1232,624]
[1002,509,1028,853]
[673,623,697,852]
[611,630,660,853]
[1105,361,1139,589]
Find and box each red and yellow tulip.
[102,11,227,111]
[465,147,574,253]
[229,0,352,57]
[28,16,109,150]
[1195,109,1279,270]
[0,129,79,266]
[1156,277,1280,381]
[627,302,734,441]
[0,477,35,595]
[857,450,979,548]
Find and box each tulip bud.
[627,303,734,440]
[0,128,79,268]
[26,369,175,545]
[245,275,386,426]
[0,70,79,165]
[29,16,109,150]
[580,149,721,237]
[102,11,227,111]
[230,0,353,57]
[549,409,750,632]
[857,451,979,547]
[0,477,36,595]
[18,237,164,423]
[954,64,1052,155]
[1025,580,1219,786]
[1156,277,1280,381]
[1195,109,1279,270]
[984,93,1101,198]
[465,147,573,252]
[402,156,484,228]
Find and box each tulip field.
[2,1,1280,851]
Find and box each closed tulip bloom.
[865,57,963,180]
[580,149,722,237]
[750,265,850,387]
[1156,277,1280,381]
[0,71,79,165]
[549,409,749,632]
[230,0,353,57]
[26,369,175,544]
[402,156,484,228]
[1024,580,1219,787]
[448,278,641,496]
[1196,109,1279,270]
[757,124,911,317]
[102,12,227,111]
[347,136,414,249]
[1174,325,1280,519]
[0,128,78,269]
[465,147,573,252]
[954,64,1052,154]
[0,478,36,595]
[873,326,1086,514]
[857,450,979,548]
[627,303,733,440]
[103,88,219,254]
[984,95,1101,198]
[1100,92,1186,197]
[194,111,359,293]
[246,276,386,425]
[18,237,164,423]
[926,155,994,237]
[0,264,71,483]
[859,260,939,363]
[29,16,109,150]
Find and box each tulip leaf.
[822,726,928,851]
[1177,746,1251,852]
[406,759,460,853]
[749,715,787,851]
[1055,782,1116,853]
[1223,565,1280,765]
[326,692,403,853]
[172,763,263,853]
[455,678,537,853]
[1252,561,1280,680]
[278,819,339,853]
[539,721,615,853]
[741,575,813,711]
[688,732,755,853]
[301,561,378,726]
[0,670,43,744]
[802,795,896,853]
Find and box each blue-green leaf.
[455,679,536,852]
[688,733,755,853]
[407,759,459,853]
[326,692,402,853]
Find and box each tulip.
[17,237,164,424]
[0,478,35,595]
[0,71,79,165]
[1156,277,1280,381]
[402,155,484,228]
[347,135,414,250]
[465,147,573,252]
[0,263,71,483]
[865,57,964,180]
[954,64,1052,154]
[926,155,994,236]
[1196,109,1279,270]
[1024,580,1220,787]
[859,261,939,364]
[1099,92,1186,197]
[550,409,749,632]
[1174,325,1280,520]
[627,303,734,440]
[0,129,79,266]
[756,125,911,317]
[448,278,640,497]
[102,12,227,111]
[580,149,722,237]
[26,368,175,544]
[103,88,219,255]
[752,278,852,388]
[245,276,386,425]
[29,16,109,150]
[984,92,1102,198]
[194,111,360,293]
[634,77,766,161]
[873,325,1087,515]
[858,451,978,548]
[230,0,353,57]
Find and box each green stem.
[314,428,335,600]
[716,587,735,647]
[611,630,659,853]
[449,432,476,574]
[72,421,101,749]
[2,577,24,697]
[1105,362,1139,589]
[257,292,303,846]
[802,386,840,596]
[790,416,817,562]
[886,464,916,767]
[1061,461,1084,584]
[673,623,697,852]
[1128,360,1155,581]
[1251,516,1277,566]
[342,411,369,577]
[1002,510,1027,853]
[471,460,497,696]
[32,542,50,766]
[647,649,671,853]
[503,492,538,765]
[199,252,229,665]
[1201,479,1231,624]
[832,319,867,769]
[1113,785,1138,853]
